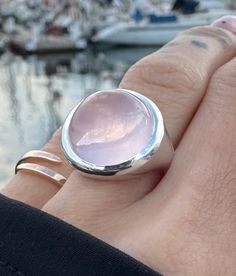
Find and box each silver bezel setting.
[61,89,164,176]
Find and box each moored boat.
[93,0,236,46]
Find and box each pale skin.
[2,25,236,275]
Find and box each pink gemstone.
[68,90,153,166]
[211,15,236,35]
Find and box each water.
[0,46,157,187]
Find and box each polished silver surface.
[61,89,174,177]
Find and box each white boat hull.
[94,23,203,45]
[94,10,236,46]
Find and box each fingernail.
[211,15,236,35]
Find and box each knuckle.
[181,26,236,48]
[121,54,204,97]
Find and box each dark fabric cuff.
[0,194,161,276]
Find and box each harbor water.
[0,46,157,187]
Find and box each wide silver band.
[61,89,174,177]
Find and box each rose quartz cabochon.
[211,15,236,35]
[68,91,153,166]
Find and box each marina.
[0,0,235,52]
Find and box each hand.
[2,24,236,275]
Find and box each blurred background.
[0,0,235,187]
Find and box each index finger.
[120,25,236,147]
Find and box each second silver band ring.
[61,89,174,177]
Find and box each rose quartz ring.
[61,89,174,177]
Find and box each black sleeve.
[0,194,162,276]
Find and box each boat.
[9,28,87,54]
[93,0,236,46]
[1,0,88,54]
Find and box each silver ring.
[61,89,174,177]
